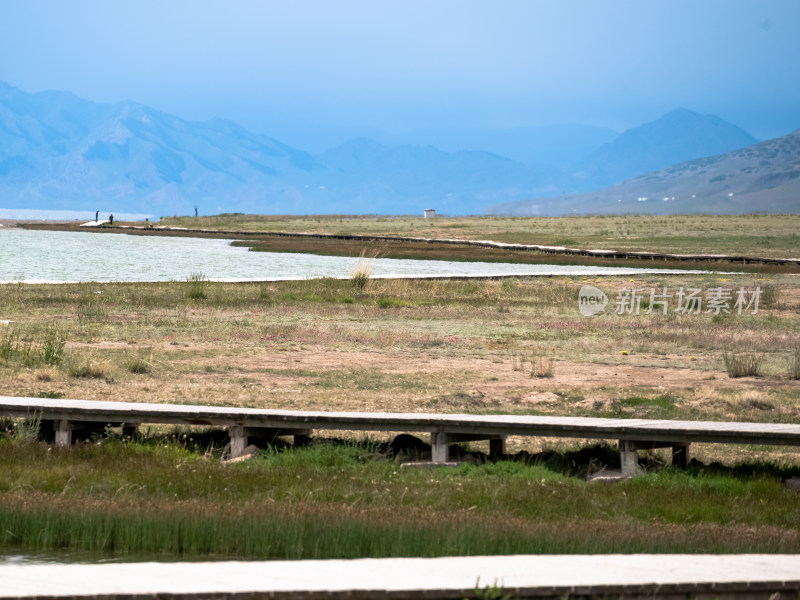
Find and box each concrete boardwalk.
[2,555,799,599]
[3,396,800,475]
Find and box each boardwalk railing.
[2,396,800,475]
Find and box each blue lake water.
[0,228,709,283]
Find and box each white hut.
[423,209,436,219]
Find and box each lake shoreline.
[18,221,797,273]
[0,227,720,283]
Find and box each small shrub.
[41,328,66,366]
[0,327,65,367]
[723,352,762,378]
[8,413,41,443]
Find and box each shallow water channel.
[0,229,708,283]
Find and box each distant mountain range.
[570,108,758,189]
[1,81,796,216]
[493,128,800,215]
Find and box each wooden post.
[489,436,506,460]
[671,443,690,469]
[619,440,638,476]
[55,420,72,447]
[431,432,449,464]
[229,425,247,459]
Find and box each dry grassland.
[155,213,800,258]
[2,272,799,464]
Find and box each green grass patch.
[0,327,65,368]
[0,437,799,559]
[377,297,414,308]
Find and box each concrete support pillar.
[619,440,638,476]
[294,433,311,447]
[431,432,449,464]
[122,424,140,439]
[55,420,72,447]
[671,443,690,469]
[489,436,506,461]
[229,425,247,459]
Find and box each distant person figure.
[195,207,198,217]
[95,210,99,222]
[109,214,114,225]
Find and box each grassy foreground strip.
[1,438,799,559]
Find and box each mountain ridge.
[1,81,794,216]
[492,128,800,216]
[571,108,759,189]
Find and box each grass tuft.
[530,348,555,378]
[126,353,153,375]
[350,248,380,290]
[68,360,108,379]
[7,413,42,444]
[723,352,762,378]
[788,347,800,380]
[186,271,208,300]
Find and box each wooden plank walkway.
[2,555,800,599]
[3,396,800,474]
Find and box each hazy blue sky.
[2,0,799,142]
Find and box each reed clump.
[349,249,374,290]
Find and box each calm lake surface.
[0,228,711,282]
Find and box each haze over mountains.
[0,82,797,217]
